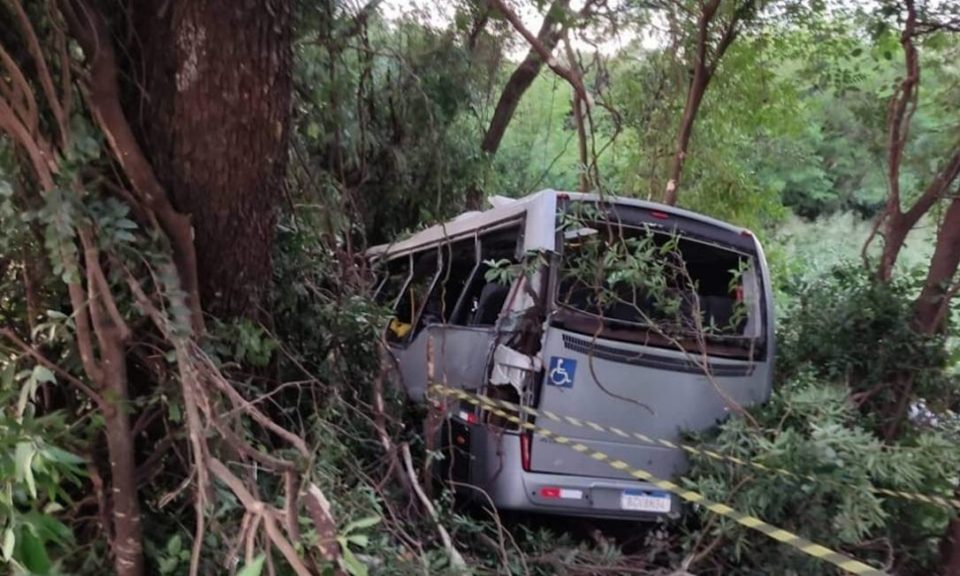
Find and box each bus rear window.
[557,223,763,347]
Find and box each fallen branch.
[401,443,467,572]
[208,458,312,576]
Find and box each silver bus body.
[368,190,775,520]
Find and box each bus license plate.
[620,490,671,513]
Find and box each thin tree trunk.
[480,0,569,157]
[101,332,143,576]
[663,0,726,206]
[572,91,589,192]
[876,213,912,281]
[914,195,960,334]
[467,0,570,210]
[664,71,708,205]
[564,40,589,192]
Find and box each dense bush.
[777,266,953,432]
[683,265,960,575]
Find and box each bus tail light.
[520,432,531,471]
[457,409,478,424]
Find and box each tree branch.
[0,327,106,409]
[0,43,39,132]
[61,0,206,335]
[5,0,70,147]
[487,0,589,103]
[208,458,312,576]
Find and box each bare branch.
[488,0,589,104]
[5,0,70,146]
[0,43,39,132]
[401,443,467,571]
[0,98,56,189]
[62,0,206,334]
[208,458,312,576]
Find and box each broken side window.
[452,225,522,327]
[424,236,477,325]
[375,255,411,308]
[387,248,440,344]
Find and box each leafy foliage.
[685,371,958,575]
[2,1,960,575]
[777,266,954,431]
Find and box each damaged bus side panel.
[369,190,775,521]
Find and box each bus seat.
[472,283,510,326]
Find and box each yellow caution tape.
[429,384,960,512]
[429,384,889,576]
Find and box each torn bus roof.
[365,189,751,260]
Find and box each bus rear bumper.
[471,431,680,521]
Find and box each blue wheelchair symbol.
[548,357,576,388]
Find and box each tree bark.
[132,0,293,319]
[914,194,960,334]
[875,150,960,281]
[100,324,143,575]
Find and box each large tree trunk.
[132,0,293,319]
[927,197,960,576]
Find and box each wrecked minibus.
[368,190,774,520]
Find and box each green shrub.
[776,266,952,432]
[683,374,957,575]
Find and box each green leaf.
[2,528,14,562]
[22,512,73,548]
[345,534,369,548]
[42,446,86,466]
[340,546,368,576]
[32,366,56,384]
[166,534,182,556]
[342,515,381,534]
[237,554,266,576]
[1,361,15,388]
[14,443,37,499]
[17,376,38,418]
[15,526,51,574]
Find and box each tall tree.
[1,1,295,573]
[470,0,600,208]
[663,0,758,206]
[864,0,960,283]
[129,0,293,319]
[480,0,571,158]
